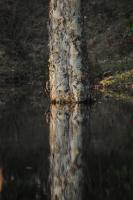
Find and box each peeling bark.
[49,0,90,103]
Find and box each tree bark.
[49,0,90,103]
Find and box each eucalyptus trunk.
[49,0,90,103]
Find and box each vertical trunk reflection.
[49,104,90,200]
[0,168,4,193]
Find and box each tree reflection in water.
[49,104,90,200]
[0,168,4,193]
[0,87,132,199]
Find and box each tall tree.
[49,0,90,103]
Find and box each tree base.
[50,97,91,105]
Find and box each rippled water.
[0,84,133,200]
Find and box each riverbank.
[92,58,133,98]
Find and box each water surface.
[0,85,133,200]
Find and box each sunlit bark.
[49,0,90,103]
[49,104,90,200]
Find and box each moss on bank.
[100,69,133,89]
[93,59,133,101]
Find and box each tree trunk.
[49,0,90,103]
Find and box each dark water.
[0,85,133,200]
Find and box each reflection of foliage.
[100,90,133,103]
[0,87,49,199]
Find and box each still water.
[0,84,133,200]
